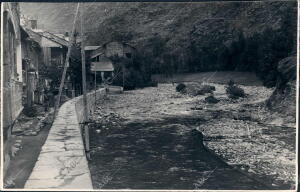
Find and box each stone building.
[2,2,23,174]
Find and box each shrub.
[228,79,235,87]
[196,85,216,95]
[205,95,219,104]
[226,82,245,99]
[176,83,186,93]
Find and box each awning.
[91,58,114,72]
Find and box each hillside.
[20,1,296,46]
[20,1,297,85]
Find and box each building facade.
[21,27,43,106]
[86,41,136,86]
[2,2,23,174]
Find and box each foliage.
[205,95,219,104]
[110,55,152,89]
[68,43,82,88]
[227,79,235,87]
[148,80,158,87]
[196,85,216,95]
[225,80,245,99]
[176,83,186,93]
[39,64,63,90]
[141,10,296,87]
[110,31,134,42]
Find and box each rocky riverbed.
[88,83,296,189]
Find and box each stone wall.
[75,88,106,123]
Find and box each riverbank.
[88,81,296,189]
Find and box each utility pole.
[25,60,32,107]
[54,3,80,119]
[122,48,125,89]
[80,3,90,160]
[122,65,125,89]
[94,70,97,110]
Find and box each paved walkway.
[24,98,93,189]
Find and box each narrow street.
[88,82,291,189]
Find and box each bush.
[226,81,245,99]
[205,95,219,104]
[196,85,216,95]
[23,106,38,117]
[176,83,186,93]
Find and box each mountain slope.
[20,1,297,46]
[20,1,297,79]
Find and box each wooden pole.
[80,3,90,160]
[122,46,125,89]
[54,3,80,119]
[94,70,97,110]
[25,62,31,107]
[122,66,125,89]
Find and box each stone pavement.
[24,98,93,189]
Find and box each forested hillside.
[20,1,297,87]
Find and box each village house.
[24,20,77,97]
[38,30,69,67]
[91,56,114,82]
[2,2,24,175]
[21,27,43,106]
[85,41,136,84]
[37,29,81,97]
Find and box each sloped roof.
[21,26,42,44]
[91,57,114,72]
[90,47,105,59]
[38,31,69,47]
[21,27,80,62]
[21,27,68,48]
[90,41,136,59]
[54,33,69,41]
[84,46,101,51]
[103,41,136,50]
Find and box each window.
[91,55,101,62]
[51,47,63,66]
[7,19,18,78]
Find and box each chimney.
[29,20,37,29]
[64,32,70,41]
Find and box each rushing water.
[88,117,269,190]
